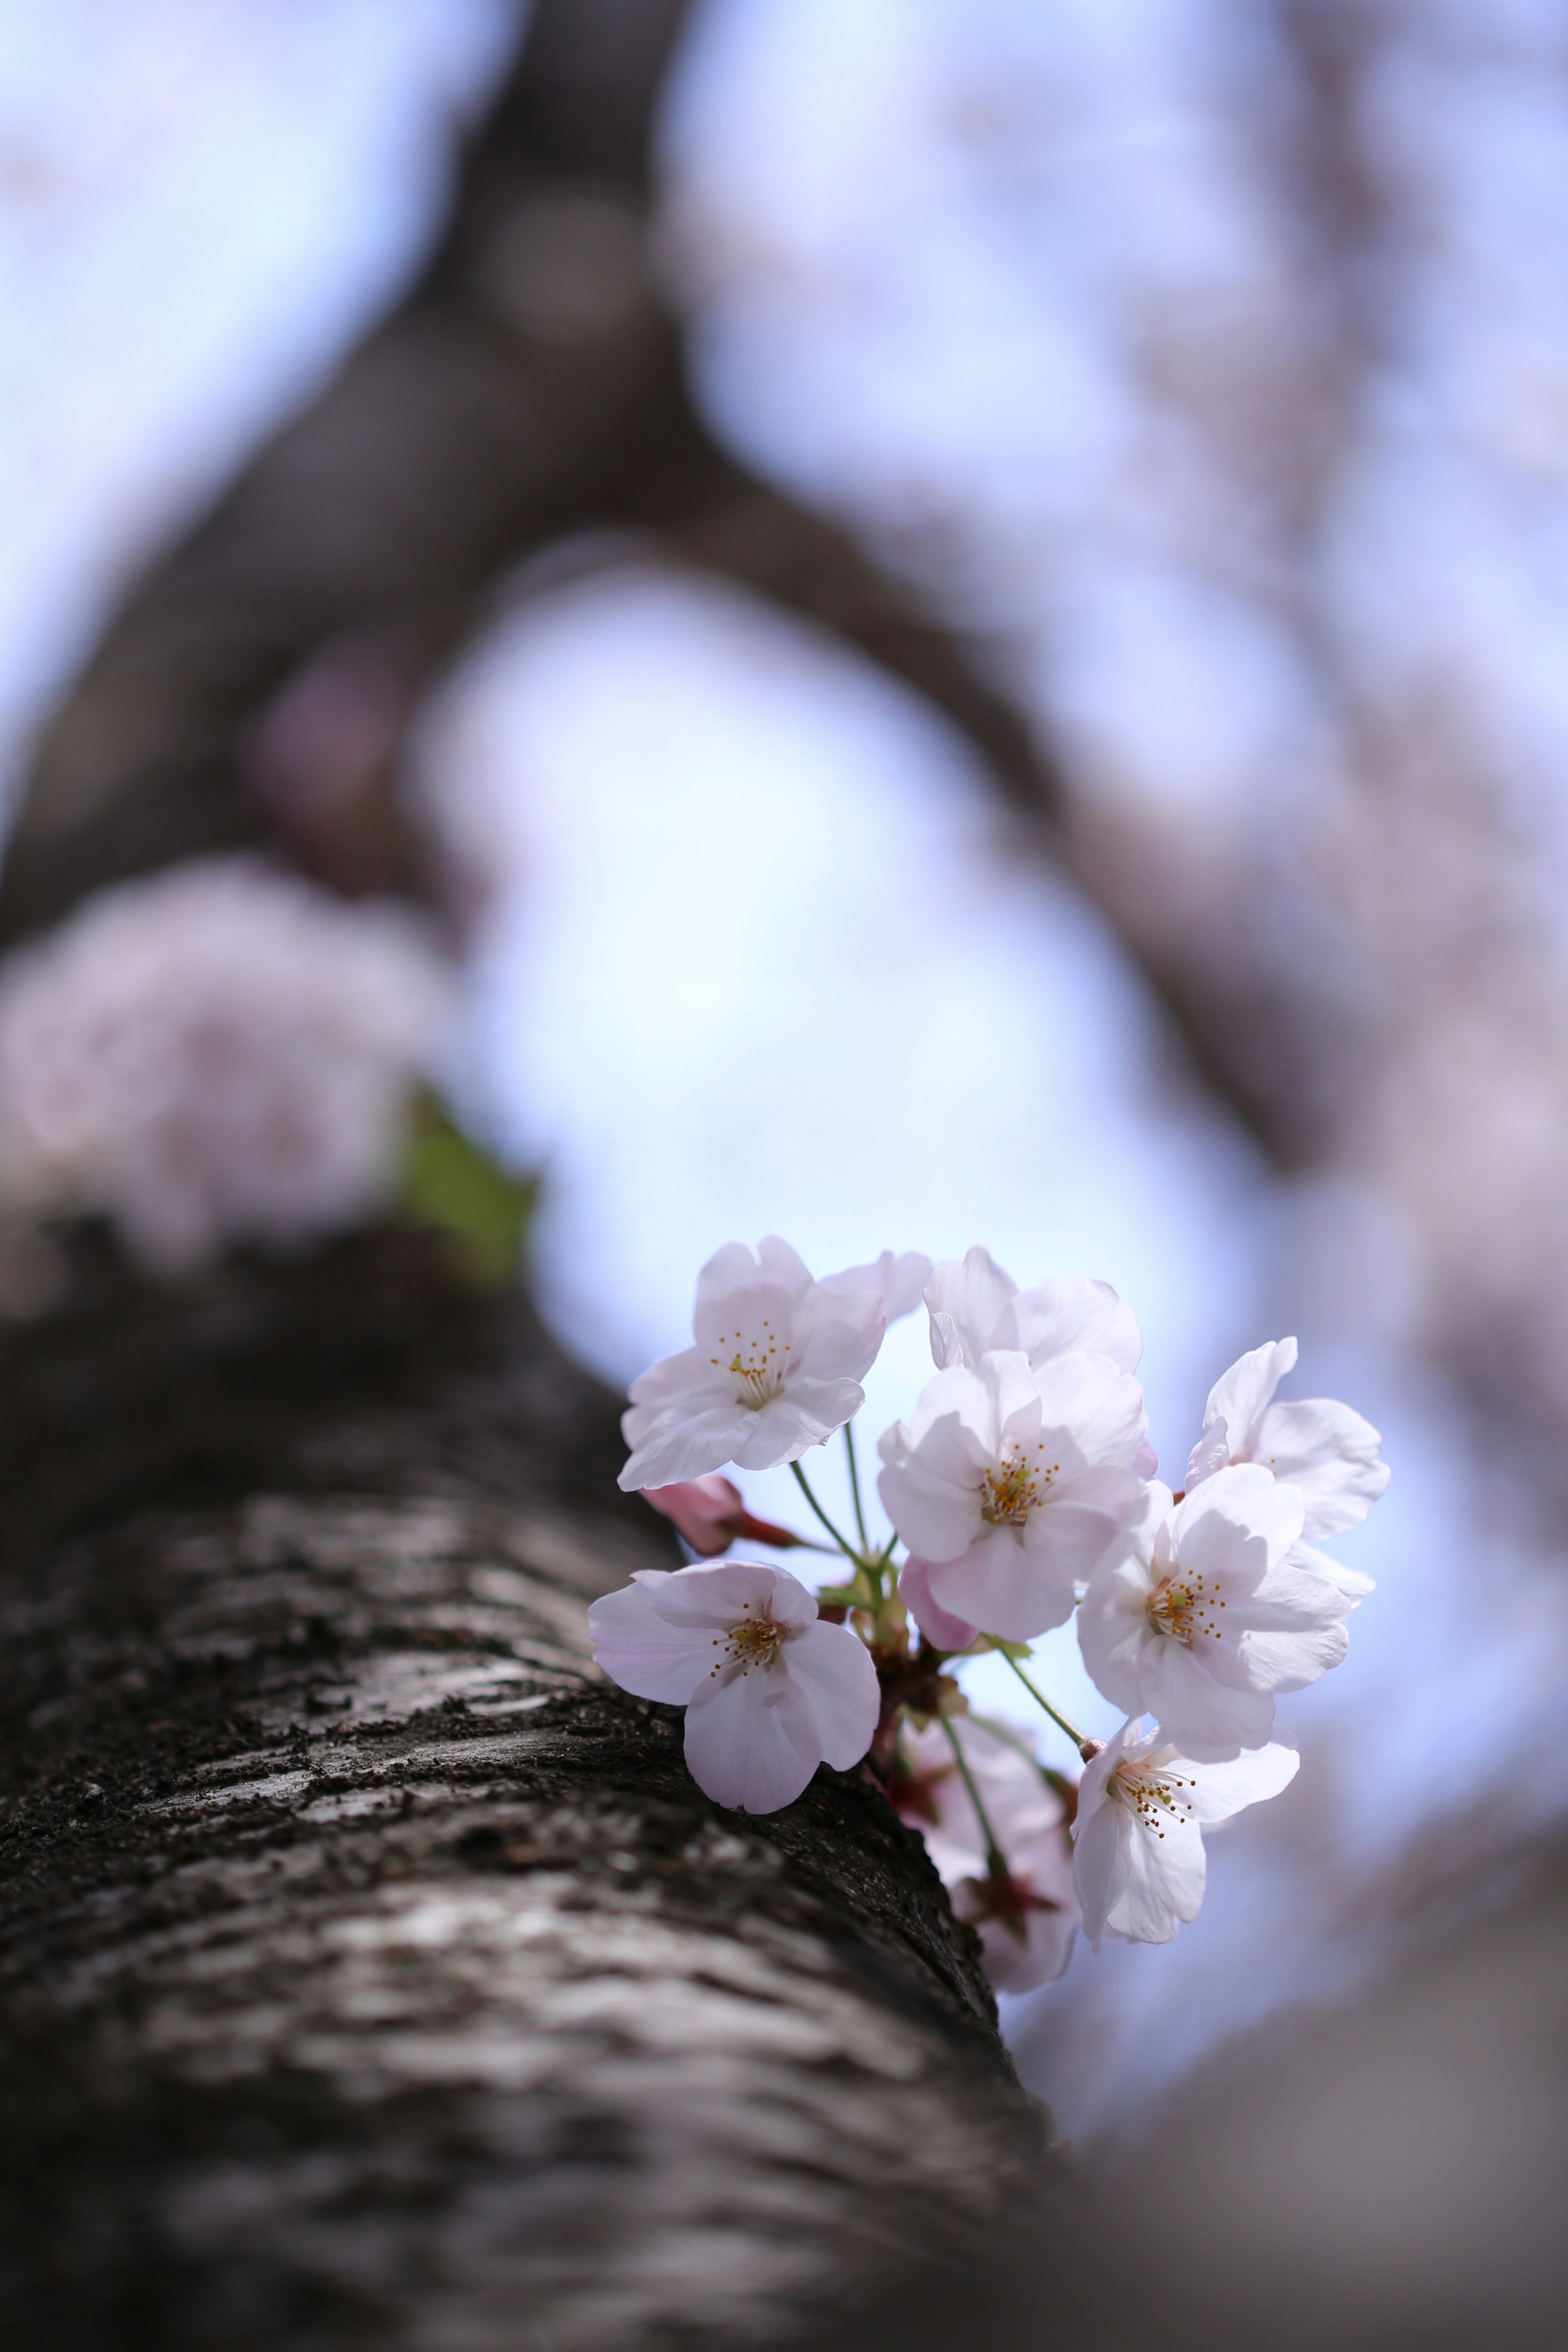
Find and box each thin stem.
[843,1420,871,1554]
[940,1716,1008,1869]
[1000,1651,1096,1761]
[789,1461,860,1563]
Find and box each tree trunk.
[0,1225,1043,2348]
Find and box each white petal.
[1026,1349,1148,1471]
[1185,1419,1232,1488]
[1171,1460,1305,1577]
[1004,1276,1143,1373]
[1256,1398,1390,1538]
[924,1246,1018,1369]
[1071,1795,1123,1949]
[683,1664,822,1811]
[1203,1338,1298,1457]
[1288,1537,1375,1603]
[785,1620,880,1768]
[587,1575,711,1704]
[1105,1798,1206,1942]
[1137,1638,1276,1759]
[1181,1738,1300,1824]
[794,1282,889,1388]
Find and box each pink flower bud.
[642,1476,802,1556]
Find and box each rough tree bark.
[0,7,1064,2341]
[0,1227,1045,2347]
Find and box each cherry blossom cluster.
[590,1239,1388,1985]
[0,858,455,1272]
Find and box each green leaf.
[396,1091,540,1288]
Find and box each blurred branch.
[0,0,1056,953]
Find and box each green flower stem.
[789,1461,861,1564]
[1000,1650,1097,1761]
[939,1716,1009,1872]
[843,1420,871,1554]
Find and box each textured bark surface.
[0,1228,1043,2349]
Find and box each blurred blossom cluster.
[0,858,454,1272]
[590,1236,1386,1989]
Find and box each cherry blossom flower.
[586,1558,880,1812]
[897,1555,979,1651]
[1073,1717,1299,1947]
[1078,1468,1350,1759]
[895,1717,1079,1991]
[821,1248,933,1321]
[0,858,453,1273]
[1186,1336,1390,1543]
[925,1245,1143,1374]
[876,1348,1147,1640]
[618,1238,889,1490]
[642,1475,804,1556]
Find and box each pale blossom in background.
[877,1347,1147,1641]
[641,1474,804,1556]
[619,1236,890,1489]
[895,1715,1079,1992]
[1073,1718,1300,1948]
[0,857,453,1272]
[586,1557,880,1812]
[1078,1469,1349,1760]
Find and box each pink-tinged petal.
[587,1575,711,1704]
[1020,1466,1144,1581]
[794,1283,889,1387]
[754,1234,819,1295]
[1203,1338,1299,1458]
[646,1558,820,1633]
[683,1666,821,1811]
[619,1402,759,1491]
[625,1343,732,1413]
[820,1250,933,1321]
[927,1532,1078,1642]
[1257,1398,1390,1538]
[784,1620,880,1769]
[642,1476,746,1555]
[1105,1800,1206,1942]
[725,1384,867,1470]
[1134,1437,1159,1478]
[876,1465,980,1565]
[924,1246,1019,1369]
[1005,1276,1143,1374]
[898,1557,980,1651]
[898,1359,1006,1452]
